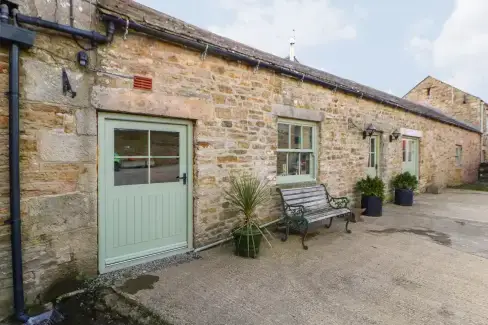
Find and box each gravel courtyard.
[116,189,488,325]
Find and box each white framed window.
[277,119,317,184]
[455,145,463,166]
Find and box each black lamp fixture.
[389,129,401,142]
[363,124,377,139]
[77,50,89,67]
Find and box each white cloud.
[408,0,488,98]
[208,0,358,56]
[407,36,433,64]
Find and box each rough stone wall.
[0,2,482,318]
[92,35,481,247]
[404,76,484,130]
[0,0,98,318]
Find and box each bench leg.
[345,214,352,234]
[281,221,290,242]
[325,217,333,229]
[301,227,309,250]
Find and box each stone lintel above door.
[400,128,423,138]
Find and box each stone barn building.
[404,76,488,161]
[0,0,483,318]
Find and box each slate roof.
[99,0,480,134]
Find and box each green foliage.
[392,172,418,191]
[356,176,385,201]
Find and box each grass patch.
[449,183,488,192]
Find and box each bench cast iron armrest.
[321,184,349,209]
[284,203,305,219]
[328,196,349,209]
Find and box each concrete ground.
[116,189,488,325]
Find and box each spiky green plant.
[224,174,273,254]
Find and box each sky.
[136,0,488,100]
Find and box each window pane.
[300,153,311,175]
[114,159,149,186]
[291,125,301,149]
[303,127,313,149]
[151,131,179,156]
[402,140,406,162]
[278,124,290,149]
[151,158,180,183]
[277,152,288,176]
[288,153,300,175]
[115,129,148,156]
[370,153,375,168]
[371,138,375,152]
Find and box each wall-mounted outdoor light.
[77,50,89,67]
[363,124,377,139]
[389,129,401,142]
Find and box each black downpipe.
[0,7,114,322]
[1,3,29,321]
[8,41,28,324]
[16,13,115,43]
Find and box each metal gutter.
[100,13,480,134]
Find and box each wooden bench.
[277,184,352,250]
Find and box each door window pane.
[288,153,299,175]
[151,131,179,156]
[277,152,288,176]
[302,127,313,149]
[114,160,149,186]
[278,124,289,149]
[151,158,180,183]
[291,125,301,149]
[408,140,413,162]
[300,153,311,175]
[115,129,148,156]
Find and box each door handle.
[176,173,187,185]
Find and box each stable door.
[402,137,419,177]
[366,135,380,178]
[99,115,192,273]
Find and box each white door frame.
[97,112,194,273]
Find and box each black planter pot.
[233,226,262,258]
[394,189,414,206]
[361,195,383,217]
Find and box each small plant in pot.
[392,172,418,206]
[356,176,385,217]
[224,174,272,258]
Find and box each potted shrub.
[224,174,272,258]
[392,172,418,206]
[356,176,385,217]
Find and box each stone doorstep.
[107,287,171,325]
[350,208,367,223]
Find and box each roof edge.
[97,1,481,134]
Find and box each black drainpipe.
[0,4,114,321]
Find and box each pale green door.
[366,135,380,178]
[402,137,419,177]
[99,116,191,272]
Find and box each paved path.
[117,189,488,325]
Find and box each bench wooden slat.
[286,196,328,206]
[280,186,323,195]
[282,190,325,201]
